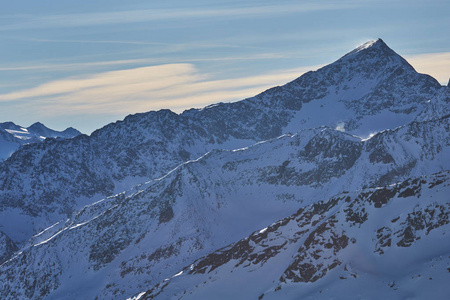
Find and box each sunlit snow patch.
[126,292,146,300]
[336,122,345,132]
[361,132,378,141]
[172,270,183,278]
[32,221,62,238]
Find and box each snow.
[355,39,379,51]
[33,230,64,247]
[172,270,183,278]
[361,132,379,141]
[32,221,62,238]
[335,122,345,132]
[127,292,146,300]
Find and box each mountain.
[0,121,81,160]
[0,39,444,246]
[26,122,81,140]
[0,97,448,298]
[138,171,450,300]
[0,39,448,299]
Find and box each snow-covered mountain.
[0,39,448,299]
[0,39,443,246]
[0,121,81,160]
[138,171,450,300]
[0,95,448,299]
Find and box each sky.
[0,0,449,134]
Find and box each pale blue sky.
[0,0,449,133]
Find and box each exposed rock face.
[281,217,350,283]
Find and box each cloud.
[0,64,202,101]
[0,59,155,71]
[406,52,450,84]
[1,63,320,117]
[0,2,361,30]
[17,37,263,50]
[0,53,289,73]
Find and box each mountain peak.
[0,122,20,130]
[323,38,417,77]
[62,127,82,136]
[338,38,404,63]
[26,122,81,139]
[341,38,400,60]
[28,122,48,130]
[354,38,386,52]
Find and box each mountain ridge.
[0,39,445,245]
[0,39,448,299]
[0,103,448,299]
[0,121,81,161]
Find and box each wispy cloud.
[0,64,202,101]
[0,2,360,30]
[0,59,156,71]
[1,63,320,117]
[0,53,288,72]
[17,37,264,50]
[406,52,450,84]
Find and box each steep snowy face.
[415,86,450,121]
[281,39,442,136]
[0,109,448,299]
[0,40,444,245]
[137,171,450,300]
[0,121,81,160]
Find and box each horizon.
[1,1,449,134]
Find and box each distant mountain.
[0,121,81,160]
[0,39,448,300]
[27,122,81,140]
